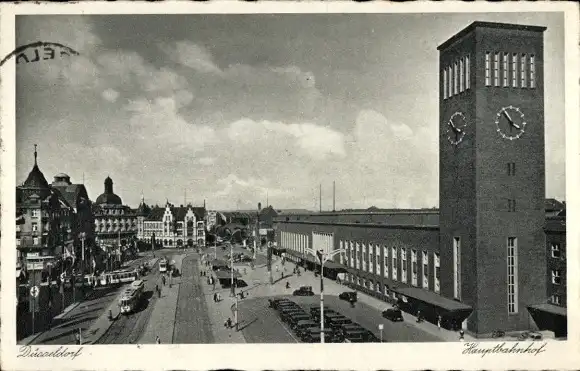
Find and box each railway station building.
[274,22,567,338]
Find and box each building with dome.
[16,145,94,284]
[92,176,138,262]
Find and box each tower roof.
[438,21,547,51]
[23,144,50,189]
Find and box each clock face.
[446,111,467,145]
[495,106,527,140]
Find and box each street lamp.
[79,232,86,296]
[230,242,239,331]
[304,246,345,344]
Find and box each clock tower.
[438,22,547,335]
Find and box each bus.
[159,258,168,273]
[118,280,145,314]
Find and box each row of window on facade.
[342,240,442,294]
[443,53,536,100]
[485,52,536,89]
[443,55,471,99]
[98,209,129,215]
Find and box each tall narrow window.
[465,55,470,89]
[448,66,453,97]
[454,62,458,95]
[384,246,389,278]
[493,52,499,86]
[411,249,418,286]
[434,252,441,293]
[551,269,562,285]
[459,59,464,92]
[392,246,398,281]
[453,237,461,300]
[503,53,509,87]
[485,52,491,86]
[422,251,429,289]
[507,162,516,176]
[443,68,448,99]
[551,243,561,258]
[507,237,518,314]
[401,248,407,283]
[530,55,536,88]
[512,53,518,87]
[520,54,527,87]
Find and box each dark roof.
[23,163,50,189]
[528,303,567,317]
[96,192,122,205]
[145,207,165,221]
[51,184,90,208]
[144,205,206,221]
[396,287,472,312]
[438,21,547,51]
[545,198,565,211]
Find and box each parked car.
[312,309,337,322]
[300,327,340,343]
[338,291,357,302]
[327,316,353,330]
[294,320,319,336]
[277,302,302,312]
[309,305,330,316]
[293,286,314,296]
[382,308,404,322]
[280,308,306,322]
[268,298,293,309]
[288,313,312,328]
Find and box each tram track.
[96,262,161,344]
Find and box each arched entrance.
[197,238,204,246]
[187,239,194,247]
[168,240,173,247]
[163,239,168,246]
[177,239,183,247]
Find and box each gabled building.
[16,146,93,282]
[137,199,206,248]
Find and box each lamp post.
[230,243,239,331]
[305,247,345,344]
[80,232,86,296]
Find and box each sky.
[15,12,566,211]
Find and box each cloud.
[102,88,119,102]
[227,119,345,159]
[160,41,223,75]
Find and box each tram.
[119,280,145,314]
[99,269,138,286]
[159,258,168,273]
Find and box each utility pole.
[319,184,322,213]
[333,181,336,212]
[80,232,85,296]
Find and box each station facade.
[274,22,567,338]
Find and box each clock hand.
[502,110,514,124]
[509,121,521,130]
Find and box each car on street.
[338,291,357,302]
[300,327,341,343]
[268,298,293,309]
[311,308,336,322]
[280,308,307,322]
[288,313,313,329]
[382,308,404,322]
[276,301,301,311]
[327,316,353,330]
[292,286,314,296]
[294,320,318,336]
[341,328,368,343]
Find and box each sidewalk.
[237,255,474,342]
[200,257,246,343]
[139,255,183,344]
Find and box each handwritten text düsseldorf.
[17,346,83,360]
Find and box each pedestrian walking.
[156,335,161,344]
[437,315,441,330]
[213,293,217,302]
[212,280,216,290]
[217,292,222,302]
[459,329,465,341]
[162,275,166,286]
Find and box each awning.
[214,270,242,279]
[528,303,567,317]
[346,268,377,281]
[395,287,472,312]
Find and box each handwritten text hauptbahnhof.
[463,342,547,357]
